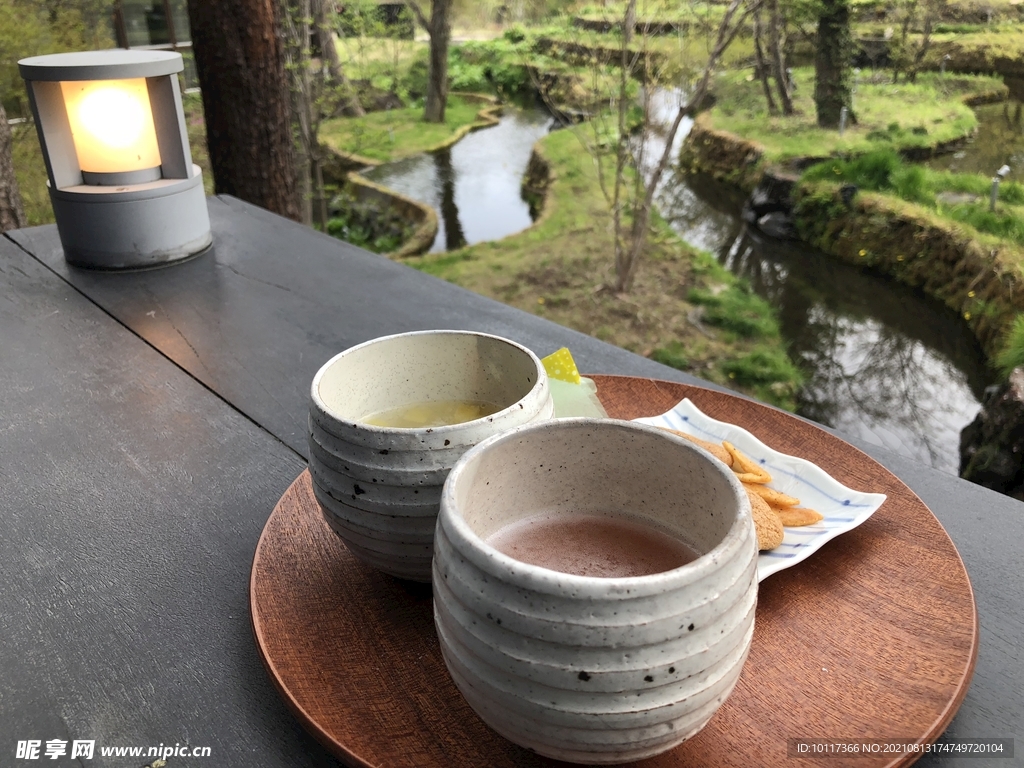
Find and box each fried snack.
[774,506,824,527]
[658,426,822,545]
[659,428,733,467]
[746,488,784,551]
[723,441,772,485]
[744,483,800,508]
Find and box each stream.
[360,94,993,475]
[363,106,554,251]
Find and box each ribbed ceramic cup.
[433,419,758,764]
[309,330,553,582]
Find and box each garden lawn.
[410,126,802,409]
[320,95,488,164]
[707,68,997,164]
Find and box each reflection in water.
[434,148,466,250]
[363,106,553,251]
[656,169,990,474]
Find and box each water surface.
[363,106,553,251]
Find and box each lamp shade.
[19,50,211,269]
[61,78,162,174]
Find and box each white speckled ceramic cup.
[309,330,553,582]
[433,419,758,764]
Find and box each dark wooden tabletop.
[2,196,1020,767]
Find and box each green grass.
[536,19,755,83]
[996,314,1024,377]
[320,95,488,163]
[688,284,780,338]
[804,149,1024,248]
[919,30,1024,71]
[651,340,688,369]
[411,126,802,410]
[575,1,728,28]
[708,67,990,163]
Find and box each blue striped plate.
[634,398,888,582]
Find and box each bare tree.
[891,0,940,83]
[753,6,779,115]
[311,0,364,115]
[615,0,761,291]
[405,0,452,123]
[283,0,335,228]
[767,0,793,114]
[0,102,27,232]
[187,0,300,220]
[546,0,759,292]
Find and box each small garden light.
[18,50,211,269]
[991,164,1011,212]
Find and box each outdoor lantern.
[18,50,211,269]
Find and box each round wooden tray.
[250,375,978,767]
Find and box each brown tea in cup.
[486,512,701,578]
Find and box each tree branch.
[404,0,429,32]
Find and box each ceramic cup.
[433,418,758,764]
[308,330,553,582]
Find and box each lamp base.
[49,166,212,270]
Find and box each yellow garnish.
[542,347,582,385]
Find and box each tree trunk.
[768,0,794,115]
[814,0,852,128]
[753,8,779,115]
[312,0,364,116]
[0,103,27,232]
[283,0,315,226]
[186,0,300,220]
[424,0,452,123]
[611,0,636,289]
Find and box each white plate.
[634,398,888,582]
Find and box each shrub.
[326,189,415,254]
[503,24,527,43]
[995,314,1024,379]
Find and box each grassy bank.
[804,150,1024,247]
[706,68,998,165]
[320,94,494,164]
[924,31,1024,77]
[411,127,802,409]
[792,178,1024,363]
[798,150,1024,368]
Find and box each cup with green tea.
[308,329,553,581]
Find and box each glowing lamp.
[19,50,211,269]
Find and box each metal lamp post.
[991,165,1011,212]
[18,49,211,270]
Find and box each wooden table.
[1,197,1019,767]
